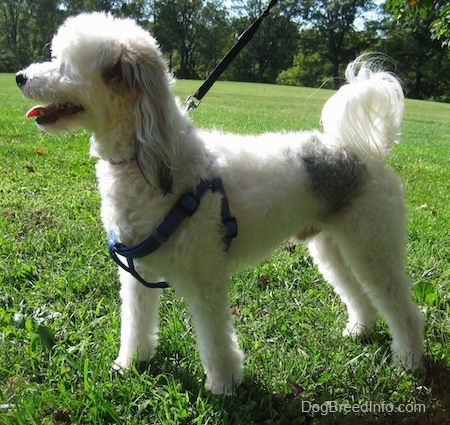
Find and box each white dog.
[17,12,424,395]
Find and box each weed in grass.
[1,74,450,423]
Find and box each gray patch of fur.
[301,139,365,214]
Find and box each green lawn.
[1,73,449,424]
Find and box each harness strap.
[107,178,237,289]
[212,177,237,249]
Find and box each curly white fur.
[17,12,424,395]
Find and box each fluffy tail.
[321,57,404,161]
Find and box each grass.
[0,73,449,424]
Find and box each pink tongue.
[26,105,59,118]
[26,106,44,118]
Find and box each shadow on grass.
[214,359,450,425]
[146,340,450,424]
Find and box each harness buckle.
[177,193,200,216]
[224,217,238,239]
[223,217,238,250]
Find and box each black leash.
[185,0,279,112]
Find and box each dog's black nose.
[16,72,28,87]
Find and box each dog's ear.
[105,47,179,194]
[102,60,124,88]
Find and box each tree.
[28,0,63,61]
[226,0,300,83]
[299,0,374,89]
[378,6,450,100]
[386,0,450,47]
[1,0,449,99]
[153,0,206,78]
[113,0,152,23]
[277,50,330,88]
[153,0,231,79]
[0,0,28,69]
[60,0,114,15]
[0,0,61,71]
[194,1,231,79]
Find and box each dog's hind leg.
[307,232,378,337]
[327,198,425,369]
[113,269,161,370]
[178,274,244,395]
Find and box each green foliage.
[277,51,333,88]
[2,74,450,424]
[386,0,450,46]
[222,1,300,83]
[1,0,450,99]
[0,0,63,70]
[153,0,230,79]
[431,4,450,45]
[298,0,375,88]
[377,8,450,101]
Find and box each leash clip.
[185,95,201,112]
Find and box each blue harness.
[107,178,237,288]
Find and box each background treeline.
[1,0,449,101]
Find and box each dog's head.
[16,12,181,194]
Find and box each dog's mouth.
[26,103,84,125]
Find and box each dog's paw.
[205,378,241,396]
[112,357,151,376]
[204,369,243,396]
[112,357,132,373]
[343,323,371,337]
[113,341,156,371]
[392,349,424,370]
[343,317,377,338]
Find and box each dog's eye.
[59,61,75,79]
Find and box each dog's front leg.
[113,268,161,370]
[180,278,244,395]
